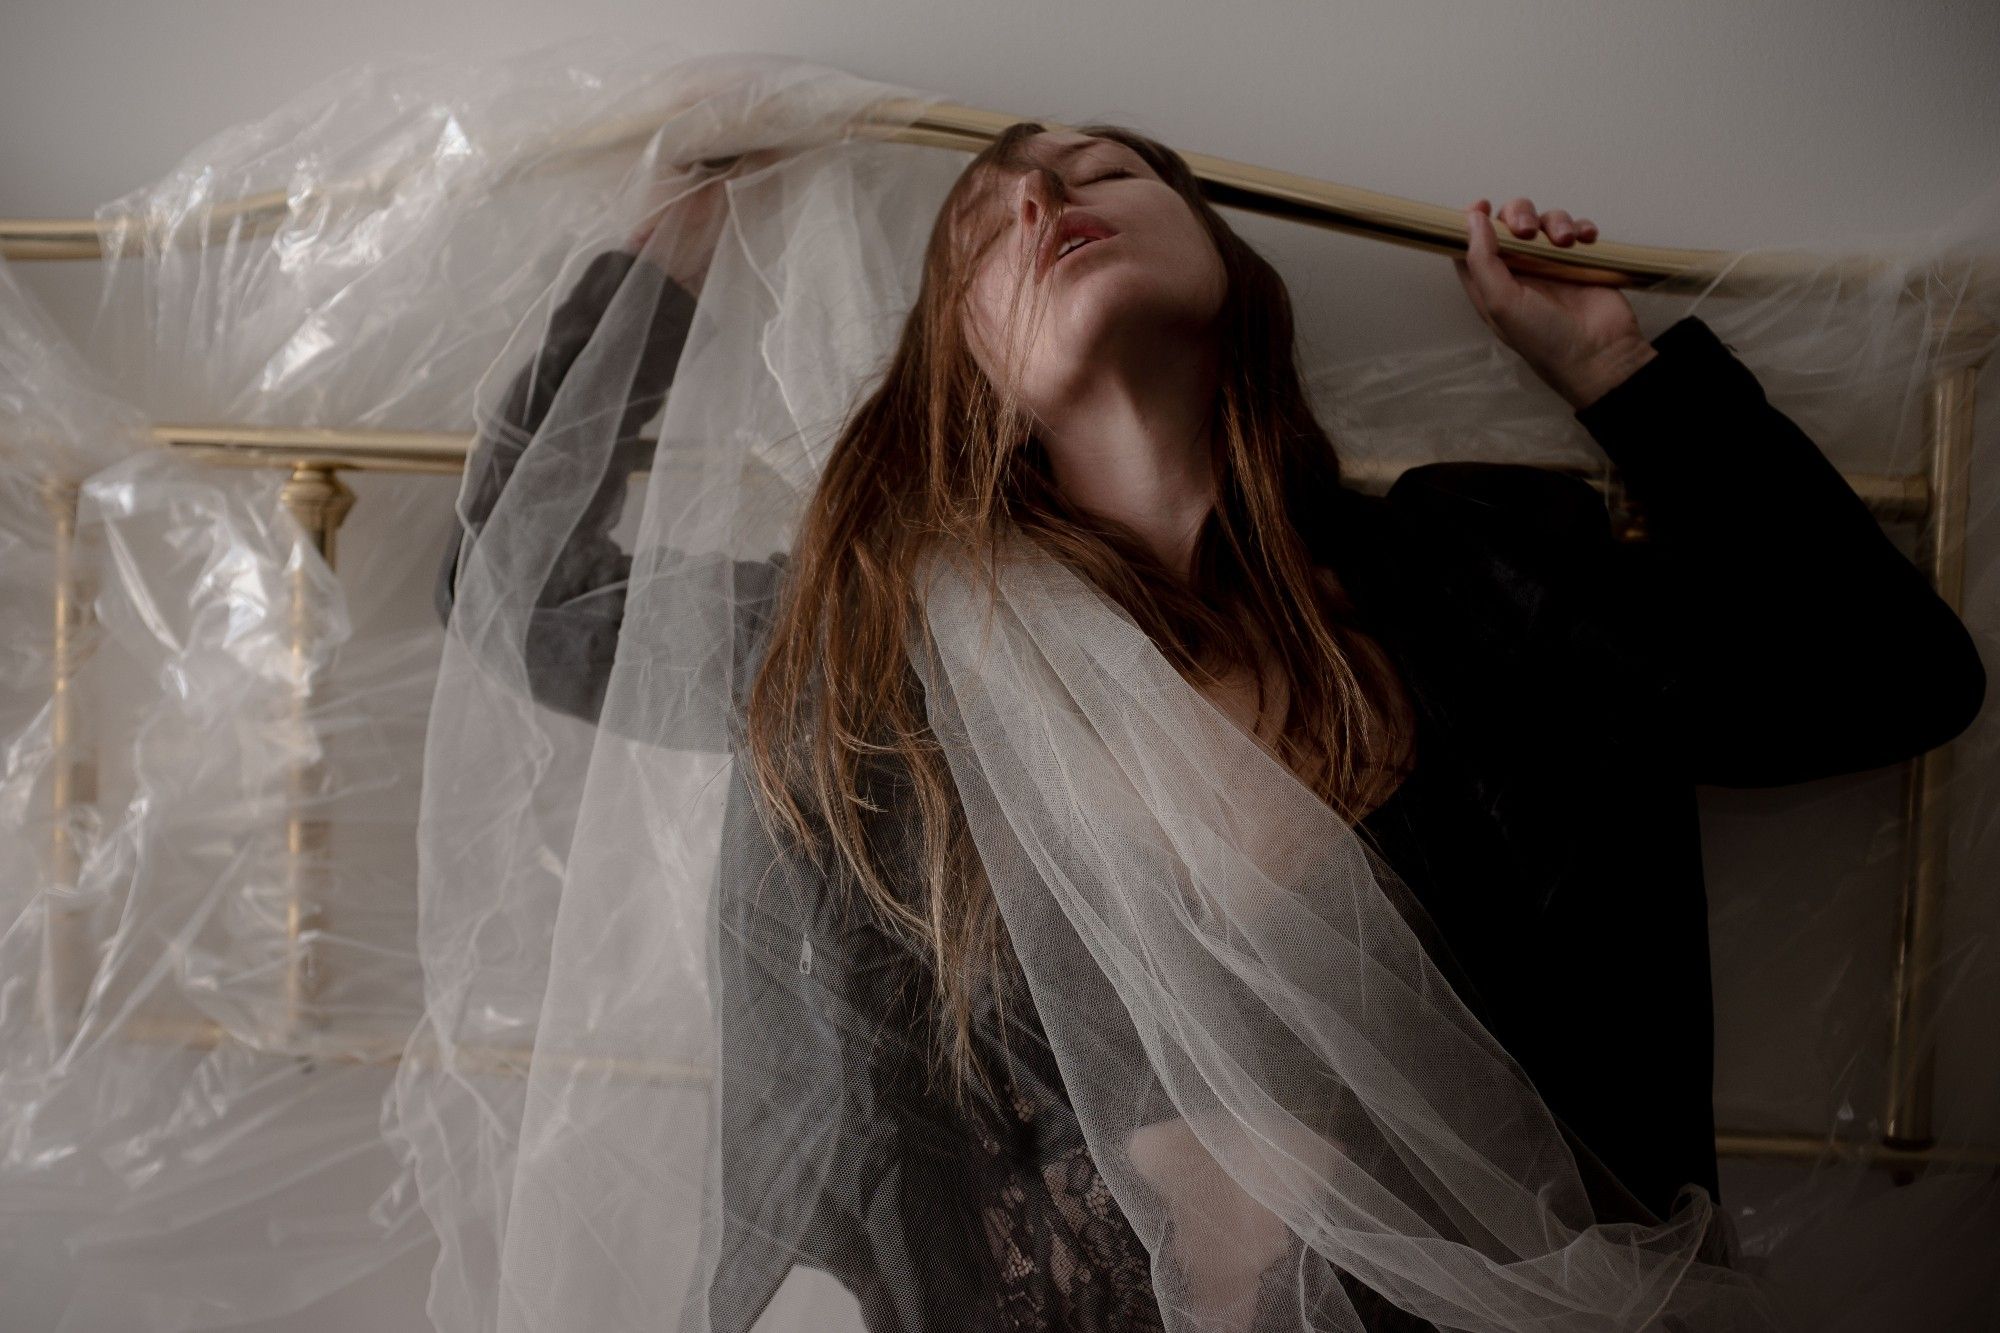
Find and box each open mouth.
[1050,233,1116,278]
[1039,211,1118,280]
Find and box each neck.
[1040,334,1221,581]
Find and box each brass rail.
[103,1013,2000,1174]
[34,478,94,1050]
[1884,311,1988,1156]
[150,422,1933,522]
[7,99,1996,299]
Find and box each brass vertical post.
[276,462,354,1048]
[1884,313,1990,1151]
[35,475,96,1051]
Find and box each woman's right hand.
[1453,197,1655,411]
[626,146,789,297]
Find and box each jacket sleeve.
[1391,315,1987,788]
[433,246,788,751]
[705,765,936,1330]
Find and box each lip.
[1037,210,1118,282]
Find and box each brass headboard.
[4,98,1992,1174]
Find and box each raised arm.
[1392,315,1986,787]
[433,245,788,749]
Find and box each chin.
[1051,274,1211,357]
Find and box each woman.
[434,123,1986,1330]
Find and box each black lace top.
[917,779,1448,1333]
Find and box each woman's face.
[959,132,1227,411]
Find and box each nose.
[1014,167,1063,236]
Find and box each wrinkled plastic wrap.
[1,39,1997,1333]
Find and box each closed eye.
[1086,169,1133,184]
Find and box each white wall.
[4,4,1996,1330]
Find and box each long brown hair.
[741,121,1405,1113]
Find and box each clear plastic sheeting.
[0,39,1995,1333]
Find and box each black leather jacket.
[435,247,1987,1331]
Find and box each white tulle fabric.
[2,39,1996,1333]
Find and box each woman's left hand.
[1453,197,1657,411]
[626,148,790,297]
